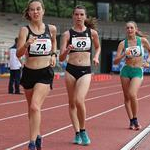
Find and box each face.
[28,1,44,22]
[73,8,86,25]
[126,22,137,37]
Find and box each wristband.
[51,52,57,57]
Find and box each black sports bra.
[68,28,92,53]
[26,24,52,57]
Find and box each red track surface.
[1,74,150,150]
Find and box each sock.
[36,135,42,139]
[80,129,85,132]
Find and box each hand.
[50,56,56,67]
[66,44,74,53]
[25,36,37,48]
[143,61,150,68]
[93,57,99,66]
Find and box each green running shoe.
[73,134,82,144]
[80,131,91,146]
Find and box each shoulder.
[48,24,57,33]
[141,37,148,43]
[118,40,125,48]
[18,26,29,37]
[62,30,70,37]
[90,28,99,37]
[19,26,28,33]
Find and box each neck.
[73,25,86,32]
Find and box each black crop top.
[26,24,52,57]
[68,28,92,53]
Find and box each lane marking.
[5,94,150,150]
[120,125,150,150]
[0,84,121,106]
[0,91,122,121]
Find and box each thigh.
[65,71,76,100]
[32,83,50,107]
[120,77,130,98]
[129,77,143,94]
[75,74,91,101]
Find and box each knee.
[30,102,40,112]
[69,100,76,109]
[128,92,137,100]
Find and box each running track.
[1,74,150,150]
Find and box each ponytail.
[85,17,98,30]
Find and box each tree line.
[0,0,150,23]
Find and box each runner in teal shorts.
[114,21,150,131]
[120,65,143,79]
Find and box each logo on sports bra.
[72,37,91,51]
[29,39,52,55]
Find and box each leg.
[75,74,91,130]
[65,71,79,132]
[25,83,50,149]
[74,74,91,145]
[128,77,143,118]
[29,83,50,141]
[120,77,133,119]
[14,69,21,94]
[8,70,14,93]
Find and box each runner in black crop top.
[26,24,52,57]
[68,28,92,53]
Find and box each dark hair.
[73,5,98,30]
[23,0,45,21]
[15,37,18,43]
[126,21,148,38]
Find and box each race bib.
[125,46,141,57]
[72,37,91,51]
[29,39,52,55]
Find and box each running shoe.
[35,135,42,150]
[28,142,36,150]
[80,131,91,146]
[73,134,82,144]
[129,119,135,130]
[133,119,142,130]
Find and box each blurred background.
[0,0,150,75]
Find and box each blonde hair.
[126,21,148,38]
[23,0,45,21]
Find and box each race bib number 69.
[72,37,91,51]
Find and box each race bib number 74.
[29,39,52,55]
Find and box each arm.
[49,25,57,67]
[114,41,125,65]
[142,38,150,62]
[17,27,36,58]
[91,29,101,66]
[59,31,70,62]
[16,27,28,58]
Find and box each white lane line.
[120,125,150,150]
[5,94,150,150]
[0,91,122,121]
[0,84,121,106]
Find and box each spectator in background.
[114,21,150,130]
[8,37,22,94]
